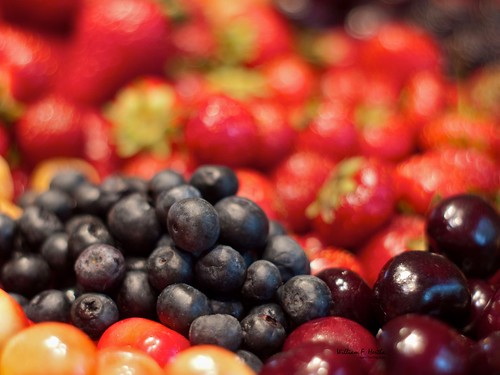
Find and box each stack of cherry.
[0,163,499,374]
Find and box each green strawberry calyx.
[306,156,364,224]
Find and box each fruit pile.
[0,0,499,374]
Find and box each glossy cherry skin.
[0,288,30,352]
[163,345,256,375]
[260,342,367,375]
[462,279,496,338]
[469,331,500,375]
[376,314,470,375]
[96,347,164,375]
[373,250,471,328]
[283,316,378,372]
[475,288,500,339]
[0,322,97,375]
[97,317,190,367]
[426,194,500,278]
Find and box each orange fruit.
[0,156,14,201]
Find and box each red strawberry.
[295,99,359,162]
[359,21,443,88]
[14,94,85,166]
[247,99,297,172]
[0,24,61,103]
[319,66,365,109]
[307,156,397,250]
[292,232,325,260]
[235,168,279,220]
[54,0,172,106]
[0,121,11,158]
[0,0,80,35]
[393,148,499,215]
[354,104,417,162]
[214,3,293,66]
[104,76,185,159]
[418,110,500,160]
[183,93,260,168]
[309,246,367,281]
[357,214,427,287]
[272,151,336,234]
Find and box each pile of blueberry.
[0,165,333,369]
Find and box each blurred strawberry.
[292,231,325,259]
[0,0,80,35]
[184,93,260,168]
[307,156,396,250]
[214,3,293,66]
[418,110,500,160]
[359,21,443,88]
[54,0,173,106]
[466,64,500,120]
[320,66,365,109]
[14,95,85,166]
[0,24,61,104]
[309,246,367,281]
[120,149,196,181]
[104,76,185,159]
[354,104,416,162]
[394,147,499,215]
[235,168,279,220]
[295,99,359,162]
[357,214,427,287]
[272,151,336,234]
[247,99,297,172]
[0,121,11,158]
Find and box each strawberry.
[271,151,336,234]
[295,99,359,162]
[417,110,500,160]
[292,231,325,260]
[309,246,367,281]
[359,21,443,88]
[104,76,185,159]
[466,64,500,121]
[214,3,293,66]
[0,24,61,104]
[0,0,80,35]
[393,147,500,215]
[235,168,279,220]
[54,0,173,106]
[183,93,260,168]
[354,104,417,162]
[14,94,85,166]
[357,214,427,287]
[319,66,365,109]
[247,99,297,172]
[307,156,397,250]
[0,121,11,158]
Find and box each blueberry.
[148,169,186,199]
[1,253,52,297]
[268,220,288,237]
[70,292,119,340]
[15,190,38,209]
[9,293,29,308]
[214,196,269,252]
[241,260,282,302]
[17,205,64,251]
[189,314,243,351]
[107,192,162,255]
[195,244,247,294]
[147,245,194,291]
[74,243,126,293]
[248,303,289,332]
[262,235,310,282]
[34,189,76,222]
[240,312,287,360]
[155,184,201,225]
[96,175,136,215]
[277,275,333,327]
[209,297,246,320]
[72,181,102,216]
[0,213,17,260]
[49,170,88,195]
[189,165,239,204]
[115,270,157,319]
[236,350,263,373]
[67,217,115,260]
[40,232,71,277]
[65,214,104,234]
[125,256,147,271]
[167,197,220,254]
[25,289,71,323]
[156,283,211,336]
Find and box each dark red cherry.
[475,288,500,339]
[426,194,500,278]
[469,331,500,375]
[373,250,471,328]
[260,342,367,375]
[377,314,470,375]
[462,279,496,338]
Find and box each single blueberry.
[189,165,239,204]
